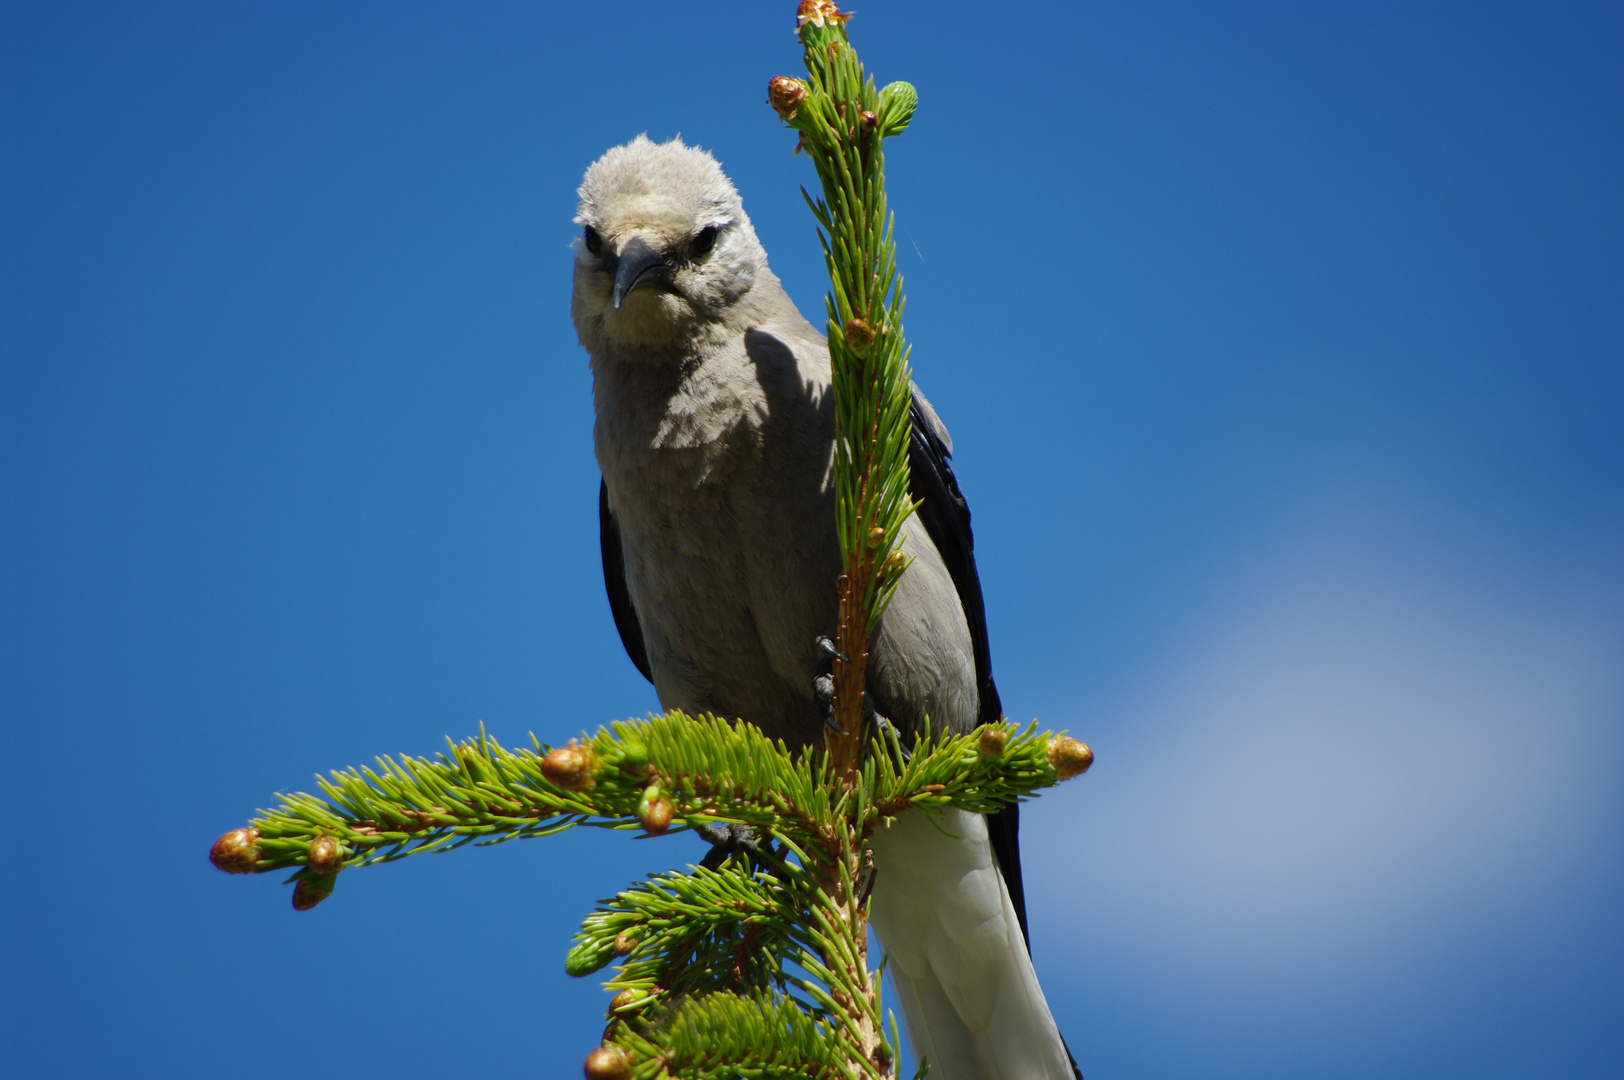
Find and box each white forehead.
[575,135,741,234]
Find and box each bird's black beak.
[612,237,669,310]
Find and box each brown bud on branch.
[978,726,1009,759]
[844,317,876,354]
[637,786,674,835]
[541,741,597,790]
[306,834,345,876]
[583,1045,631,1080]
[209,827,260,874]
[608,989,645,1016]
[1046,735,1094,780]
[768,76,810,122]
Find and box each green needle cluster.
[215,712,1082,891]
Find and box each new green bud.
[565,937,616,978]
[878,81,918,137]
[616,736,649,774]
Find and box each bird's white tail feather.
[868,808,1073,1080]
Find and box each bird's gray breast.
[592,326,840,746]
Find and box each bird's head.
[572,135,766,349]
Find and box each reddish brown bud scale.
[1047,735,1094,780]
[306,834,344,875]
[797,0,851,29]
[583,1045,630,1080]
[541,742,597,790]
[613,930,638,956]
[978,727,1009,758]
[768,76,809,122]
[860,110,879,129]
[209,827,260,874]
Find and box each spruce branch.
[208,713,1085,894]
[770,2,919,776]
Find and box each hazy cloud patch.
[1028,488,1623,1016]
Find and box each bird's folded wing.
[600,479,653,684]
[869,808,1075,1080]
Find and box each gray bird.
[572,135,1079,1080]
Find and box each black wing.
[600,480,653,684]
[909,391,1084,1078]
[904,390,1033,947]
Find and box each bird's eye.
[691,225,719,257]
[583,225,603,257]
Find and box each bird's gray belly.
[614,465,840,748]
[618,482,977,746]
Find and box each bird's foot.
[695,821,762,871]
[815,635,850,665]
[812,636,846,734]
[865,698,911,761]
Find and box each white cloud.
[1027,489,1624,1005]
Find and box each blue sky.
[3,2,1620,1077]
